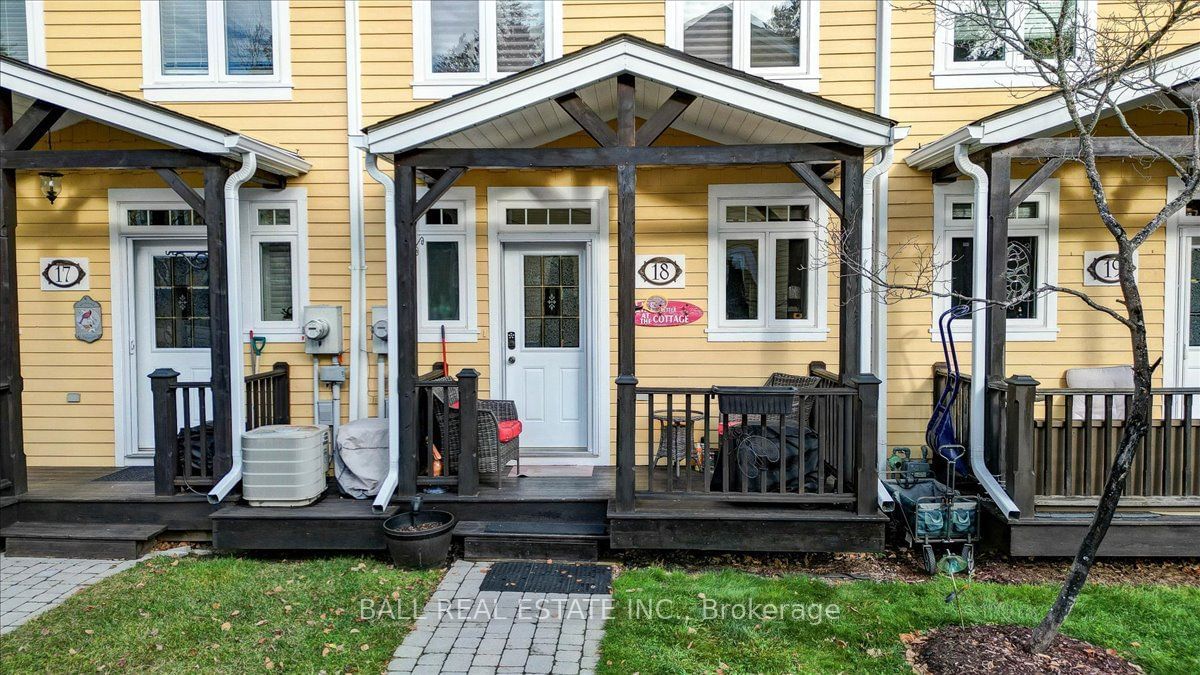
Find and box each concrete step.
[454,520,607,562]
[1,521,166,559]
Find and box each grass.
[599,568,1200,674]
[0,555,442,673]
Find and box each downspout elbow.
[365,153,398,513]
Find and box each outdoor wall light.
[39,172,63,204]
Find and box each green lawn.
[599,568,1200,674]
[0,556,442,673]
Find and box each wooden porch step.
[1,521,166,559]
[455,520,607,562]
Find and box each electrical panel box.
[315,400,335,427]
[318,365,347,383]
[302,305,342,355]
[370,305,388,354]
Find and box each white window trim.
[240,188,308,342]
[7,0,46,67]
[411,0,563,101]
[140,0,293,102]
[1163,177,1200,388]
[931,179,1060,341]
[665,0,820,92]
[417,186,478,342]
[932,0,1096,90]
[706,183,829,342]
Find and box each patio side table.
[652,409,705,476]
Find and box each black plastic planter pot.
[382,509,456,569]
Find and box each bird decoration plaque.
[74,295,103,343]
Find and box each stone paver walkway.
[0,554,137,634]
[388,560,611,675]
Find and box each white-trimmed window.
[707,184,827,341]
[0,0,44,66]
[932,179,1059,340]
[140,0,292,101]
[666,0,820,92]
[411,0,563,100]
[933,0,1095,89]
[417,186,478,342]
[240,189,308,340]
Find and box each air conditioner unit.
[241,425,330,507]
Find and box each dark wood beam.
[986,154,1011,387]
[999,135,1200,158]
[0,149,223,171]
[812,162,839,180]
[555,92,617,147]
[395,164,419,497]
[635,90,696,147]
[1009,158,1065,208]
[154,169,206,214]
[203,166,233,482]
[615,72,637,512]
[788,162,844,220]
[412,167,467,221]
[417,168,446,184]
[932,163,961,184]
[1,99,66,151]
[245,169,287,190]
[0,88,28,496]
[392,143,852,168]
[839,157,864,379]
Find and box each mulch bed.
[904,625,1142,674]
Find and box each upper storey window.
[0,0,45,66]
[141,0,292,101]
[413,0,563,100]
[666,0,820,92]
[934,0,1095,89]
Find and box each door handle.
[507,356,516,365]
[507,331,516,350]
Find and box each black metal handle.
[507,331,516,350]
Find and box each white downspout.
[208,151,258,504]
[863,140,897,513]
[365,153,398,512]
[345,0,368,419]
[952,137,1021,518]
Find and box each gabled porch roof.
[364,34,899,154]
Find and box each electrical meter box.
[370,305,388,354]
[302,305,342,355]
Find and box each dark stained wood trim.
[154,169,206,215]
[839,157,864,378]
[615,73,638,512]
[391,144,851,168]
[999,135,1200,159]
[635,90,696,147]
[554,92,617,147]
[0,149,223,170]
[788,162,844,219]
[0,88,27,496]
[1004,375,1039,516]
[617,74,637,149]
[203,166,233,481]
[932,162,962,184]
[456,369,480,497]
[1009,158,1064,208]
[986,153,1011,388]
[412,167,467,220]
[1,99,66,152]
[849,374,880,516]
[395,164,419,497]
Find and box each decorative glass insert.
[952,0,1005,62]
[431,0,480,73]
[225,0,274,75]
[256,208,291,226]
[523,254,580,348]
[774,238,809,320]
[496,0,546,72]
[725,239,760,320]
[153,253,211,349]
[425,241,461,322]
[127,209,204,227]
[425,208,459,225]
[258,242,293,322]
[1190,246,1200,346]
[724,204,809,223]
[0,0,30,61]
[505,208,591,226]
[748,0,802,68]
[950,235,1039,319]
[681,1,733,67]
[160,0,209,75]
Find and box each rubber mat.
[480,561,612,594]
[93,466,156,482]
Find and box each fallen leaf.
[84,629,94,635]
[221,622,232,631]
[264,657,275,670]
[212,603,221,610]
[255,620,269,626]
[360,644,370,651]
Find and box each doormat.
[508,465,595,478]
[480,561,612,594]
[93,466,156,482]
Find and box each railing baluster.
[1186,394,1195,496]
[1162,393,1173,497]
[779,398,788,495]
[685,393,693,494]
[1042,393,1052,495]
[703,392,712,494]
[1063,394,1073,496]
[666,393,675,493]
[646,393,654,493]
[198,391,209,479]
[1102,394,1114,494]
[1083,394,1093,495]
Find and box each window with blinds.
[160,0,209,75]
[225,0,275,75]
[0,0,30,61]
[496,0,545,72]
[673,0,815,78]
[952,0,1005,62]
[420,0,554,88]
[431,0,480,73]
[1023,0,1078,58]
[258,242,293,322]
[681,1,733,67]
[147,0,284,94]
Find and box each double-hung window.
[666,0,820,91]
[0,0,44,65]
[412,0,563,100]
[933,0,1095,89]
[141,0,292,101]
[417,187,478,342]
[240,190,307,340]
[932,180,1059,340]
[708,185,826,341]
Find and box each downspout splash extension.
[365,153,399,512]
[952,139,1021,519]
[208,151,259,504]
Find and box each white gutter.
[365,153,398,512]
[952,137,1021,519]
[345,0,368,419]
[208,151,258,504]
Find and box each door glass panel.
[154,254,211,349]
[725,239,759,320]
[1190,245,1200,346]
[523,254,580,348]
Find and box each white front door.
[132,241,213,455]
[1181,236,1200,388]
[501,244,589,452]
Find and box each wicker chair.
[430,379,521,488]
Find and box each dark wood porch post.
[614,73,638,512]
[1004,374,1039,516]
[839,156,865,379]
[395,164,419,497]
[203,166,233,480]
[0,88,28,496]
[985,153,1012,461]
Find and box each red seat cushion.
[497,420,523,443]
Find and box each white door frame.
[109,189,208,466]
[1164,178,1200,388]
[487,186,610,464]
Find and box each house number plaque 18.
[635,254,685,289]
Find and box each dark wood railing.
[414,364,480,496]
[150,363,291,496]
[932,363,1009,477]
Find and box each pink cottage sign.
[634,295,704,328]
